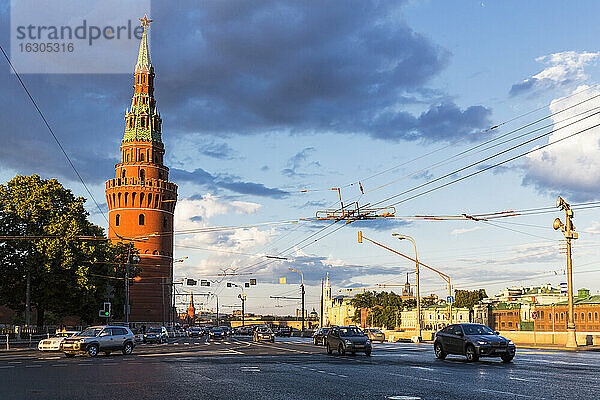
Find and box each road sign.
[250,279,257,286]
[279,277,286,284]
[446,296,454,304]
[560,282,568,294]
[200,280,210,287]
[532,311,539,320]
[186,279,197,286]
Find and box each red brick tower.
[105,16,177,323]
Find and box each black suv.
[325,326,371,356]
[434,323,516,363]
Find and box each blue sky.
[2,0,600,316]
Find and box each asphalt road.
[1,336,599,400]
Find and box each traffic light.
[99,302,111,318]
[227,282,232,288]
[250,279,257,286]
[245,282,250,288]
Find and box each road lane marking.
[478,389,537,398]
[388,397,421,400]
[0,366,14,369]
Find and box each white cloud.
[533,51,600,83]
[524,85,600,200]
[450,226,483,236]
[510,51,600,96]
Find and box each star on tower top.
[139,14,153,28]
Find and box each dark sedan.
[275,327,292,337]
[208,327,227,340]
[326,326,371,356]
[312,327,330,345]
[188,327,203,338]
[434,323,516,363]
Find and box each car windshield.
[463,325,495,335]
[339,327,364,337]
[257,328,271,333]
[79,328,102,337]
[56,332,70,337]
[148,328,162,333]
[211,328,224,332]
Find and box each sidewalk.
[516,343,600,351]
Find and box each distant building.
[187,293,196,324]
[534,292,600,333]
[490,284,567,305]
[400,306,470,331]
[492,302,522,331]
[328,295,356,326]
[401,273,414,301]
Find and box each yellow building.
[400,306,471,331]
[327,295,356,326]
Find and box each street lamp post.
[392,234,421,341]
[289,267,305,332]
[358,231,453,339]
[554,196,579,348]
[230,283,246,327]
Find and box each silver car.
[61,325,135,358]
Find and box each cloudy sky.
[3,0,600,316]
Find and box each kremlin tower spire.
[105,16,178,324]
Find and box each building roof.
[537,295,600,306]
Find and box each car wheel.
[326,343,333,355]
[122,342,133,355]
[87,344,99,358]
[64,353,75,358]
[465,345,479,362]
[434,342,446,360]
[365,349,371,356]
[338,343,346,356]
[501,354,514,363]
[103,351,111,356]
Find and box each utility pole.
[289,268,305,332]
[25,269,31,326]
[229,283,246,327]
[553,196,579,348]
[125,243,132,327]
[320,278,324,328]
[392,234,421,341]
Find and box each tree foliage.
[0,175,135,326]
[453,289,487,309]
[350,291,415,330]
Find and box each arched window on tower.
[121,169,126,178]
[139,214,145,225]
[124,192,129,207]
[131,192,136,206]
[115,214,120,227]
[163,217,167,229]
[126,153,130,162]
[117,193,121,207]
[148,193,152,207]
[139,193,145,207]
[140,152,145,162]
[140,169,145,186]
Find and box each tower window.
[140,152,145,161]
[139,214,145,225]
[115,214,120,227]
[121,170,126,178]
[140,169,145,184]
[163,217,167,228]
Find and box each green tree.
[454,289,487,309]
[0,175,134,326]
[350,291,412,330]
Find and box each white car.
[38,331,79,351]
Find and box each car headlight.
[365,340,371,344]
[477,341,489,345]
[345,340,352,345]
[508,340,514,345]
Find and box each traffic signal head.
[245,282,250,288]
[250,279,257,286]
[227,282,232,288]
